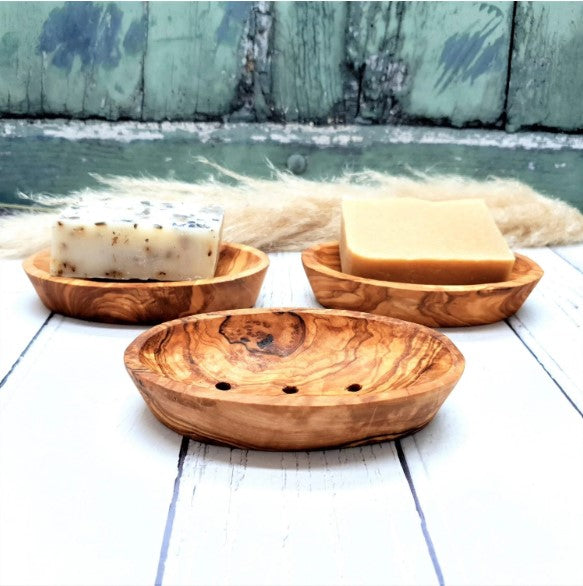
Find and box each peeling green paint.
[143,1,250,120]
[0,31,19,66]
[0,1,145,118]
[435,25,506,92]
[345,1,408,122]
[272,2,347,122]
[395,2,513,126]
[344,2,513,126]
[507,2,583,131]
[216,1,252,44]
[38,2,124,71]
[123,15,147,56]
[0,1,579,132]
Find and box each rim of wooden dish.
[301,241,544,292]
[23,242,269,289]
[124,307,466,408]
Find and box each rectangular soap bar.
[50,199,224,281]
[340,197,515,285]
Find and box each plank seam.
[155,435,190,586]
[505,318,583,419]
[0,311,54,390]
[550,248,583,275]
[502,1,518,129]
[354,63,366,121]
[140,1,150,120]
[395,439,444,586]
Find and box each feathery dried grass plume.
[1,158,582,259]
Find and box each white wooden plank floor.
[0,260,51,383]
[1,245,582,586]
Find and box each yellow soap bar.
[339,197,515,285]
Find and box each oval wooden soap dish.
[124,307,465,451]
[23,243,269,324]
[302,242,543,328]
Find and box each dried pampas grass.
[1,159,582,259]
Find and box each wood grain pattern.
[302,242,543,327]
[22,243,268,325]
[124,307,465,451]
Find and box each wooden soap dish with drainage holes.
[124,307,465,451]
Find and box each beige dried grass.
[1,159,582,259]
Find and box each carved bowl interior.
[124,308,465,450]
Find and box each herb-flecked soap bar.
[50,199,224,281]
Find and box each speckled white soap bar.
[50,199,224,281]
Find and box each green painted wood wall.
[0,1,581,131]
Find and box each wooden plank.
[159,253,440,586]
[1,247,583,584]
[0,122,582,213]
[508,246,583,413]
[552,244,583,272]
[346,2,513,126]
[0,2,146,118]
[255,251,317,308]
[143,2,251,121]
[40,1,146,118]
[271,2,347,122]
[162,442,439,586]
[402,319,583,585]
[0,259,51,383]
[0,2,56,115]
[507,2,583,132]
[0,315,182,585]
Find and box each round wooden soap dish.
[23,243,269,324]
[124,307,465,451]
[302,242,543,327]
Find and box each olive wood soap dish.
[23,243,269,324]
[302,242,543,328]
[124,307,465,451]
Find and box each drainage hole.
[282,385,299,394]
[215,381,231,391]
[346,383,362,392]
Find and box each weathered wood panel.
[0,1,146,118]
[0,2,56,115]
[143,1,250,121]
[345,1,406,121]
[0,1,581,132]
[507,2,583,131]
[346,2,514,126]
[271,2,347,122]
